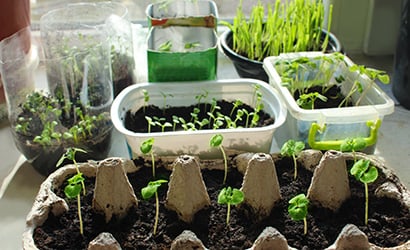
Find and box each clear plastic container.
[40,2,134,97]
[263,52,395,152]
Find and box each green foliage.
[350,159,378,184]
[340,137,367,153]
[141,88,265,132]
[210,134,228,184]
[57,147,87,235]
[350,159,378,225]
[221,0,332,61]
[140,138,156,177]
[281,140,305,180]
[15,90,108,148]
[288,193,309,235]
[158,40,172,52]
[141,179,168,235]
[296,92,328,110]
[141,179,168,200]
[217,186,244,225]
[64,173,85,199]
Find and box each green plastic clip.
[307,119,381,150]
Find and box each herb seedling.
[142,89,150,113]
[145,116,156,133]
[210,134,228,184]
[340,137,367,161]
[195,90,208,109]
[349,65,390,106]
[350,159,378,225]
[57,147,87,235]
[141,179,168,235]
[140,138,156,177]
[288,193,309,235]
[158,40,172,52]
[230,99,243,117]
[184,41,201,50]
[281,140,305,180]
[296,92,328,110]
[217,186,244,225]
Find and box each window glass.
[30,0,274,27]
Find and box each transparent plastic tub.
[111,79,287,158]
[263,52,395,152]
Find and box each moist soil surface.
[293,85,353,109]
[33,156,410,250]
[124,100,275,133]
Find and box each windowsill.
[0,25,409,250]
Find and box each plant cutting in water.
[280,140,305,180]
[350,159,378,225]
[288,193,309,235]
[217,186,244,226]
[141,179,168,235]
[56,147,87,235]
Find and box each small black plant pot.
[219,29,343,82]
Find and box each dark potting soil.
[33,156,409,250]
[124,100,275,133]
[293,85,353,109]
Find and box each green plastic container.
[147,26,217,82]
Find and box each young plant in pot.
[11,89,112,176]
[24,149,410,249]
[219,0,342,82]
[111,79,286,158]
[263,51,395,153]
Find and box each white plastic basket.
[111,79,287,158]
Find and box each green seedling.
[195,118,210,130]
[57,147,87,235]
[140,138,156,177]
[230,99,243,117]
[210,134,228,184]
[33,121,62,147]
[349,65,390,106]
[145,116,156,133]
[158,40,172,52]
[142,89,150,113]
[141,179,168,235]
[172,115,180,131]
[340,137,367,161]
[184,41,201,50]
[217,186,244,225]
[350,159,378,225]
[195,90,208,109]
[281,140,305,180]
[296,92,328,110]
[288,193,309,235]
[190,107,200,123]
[154,116,172,132]
[160,92,173,115]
